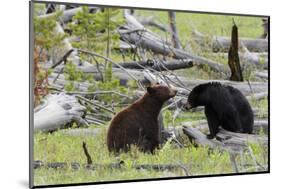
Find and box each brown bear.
[107,84,177,153]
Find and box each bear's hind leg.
[205,106,220,139]
[222,110,243,132]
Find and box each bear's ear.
[147,86,156,94]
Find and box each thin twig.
[82,142,93,165]
[76,95,115,114]
[77,49,144,90]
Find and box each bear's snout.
[185,101,192,110]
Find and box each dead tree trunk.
[228,22,243,81]
[168,11,182,49]
[34,93,88,132]
[261,18,269,39]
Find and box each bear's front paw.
[207,134,215,139]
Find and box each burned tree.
[228,21,243,81]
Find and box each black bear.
[186,82,253,139]
[107,84,177,153]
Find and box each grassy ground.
[33,8,268,186]
[33,98,268,186]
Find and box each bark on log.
[181,119,268,135]
[117,59,193,71]
[192,30,268,52]
[34,93,88,132]
[182,125,268,152]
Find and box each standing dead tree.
[168,11,182,49]
[228,21,243,81]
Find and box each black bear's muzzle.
[185,102,192,110]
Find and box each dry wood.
[168,11,182,49]
[121,12,228,74]
[255,71,268,80]
[247,92,268,101]
[181,119,268,135]
[48,68,268,97]
[192,30,268,52]
[261,18,269,39]
[82,142,93,165]
[119,28,228,74]
[182,125,268,152]
[34,93,88,132]
[212,52,268,69]
[60,128,103,137]
[228,22,243,81]
[117,59,193,71]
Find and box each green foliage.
[64,81,76,92]
[64,62,84,82]
[97,78,128,102]
[34,12,66,51]
[68,7,124,83]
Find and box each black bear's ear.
[147,86,155,94]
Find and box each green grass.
[33,128,236,185]
[137,10,263,40]
[34,99,268,186]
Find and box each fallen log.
[34,93,88,132]
[120,28,228,74]
[192,30,268,52]
[123,10,171,46]
[182,125,268,152]
[255,71,268,80]
[48,67,268,96]
[212,52,268,69]
[122,11,228,74]
[181,119,268,135]
[247,92,268,101]
[117,59,193,71]
[50,58,193,76]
